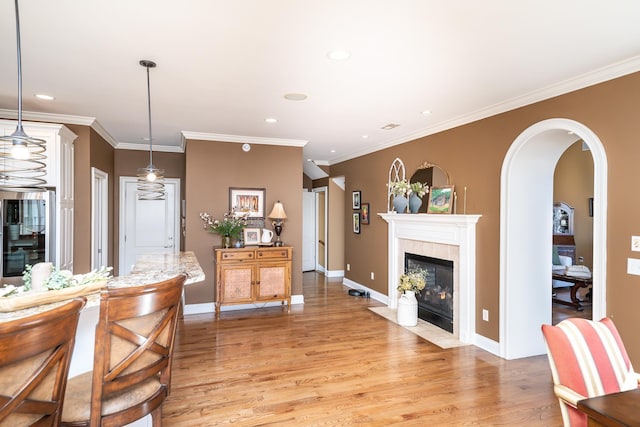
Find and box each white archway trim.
[499,118,607,360]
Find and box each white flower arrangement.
[390,179,411,197]
[397,270,427,293]
[410,181,429,198]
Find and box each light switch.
[627,258,640,275]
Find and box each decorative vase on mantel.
[397,290,418,326]
[393,195,408,214]
[223,235,231,249]
[409,193,423,214]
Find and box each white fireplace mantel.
[379,213,481,344]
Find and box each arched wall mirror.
[409,162,450,213]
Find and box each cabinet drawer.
[256,249,290,260]
[220,251,254,261]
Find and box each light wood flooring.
[163,272,562,426]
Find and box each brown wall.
[554,141,594,267]
[184,139,303,304]
[332,71,640,365]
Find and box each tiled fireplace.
[379,213,481,343]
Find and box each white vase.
[397,291,418,326]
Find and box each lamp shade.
[268,201,287,220]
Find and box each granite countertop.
[0,251,204,322]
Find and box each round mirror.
[409,162,450,213]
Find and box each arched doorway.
[499,118,607,359]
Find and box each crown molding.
[0,109,118,148]
[181,131,308,147]
[116,142,184,153]
[329,55,640,165]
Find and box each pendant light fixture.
[137,59,165,200]
[0,0,47,192]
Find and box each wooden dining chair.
[0,297,86,426]
[541,317,640,427]
[61,274,186,427]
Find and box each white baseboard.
[473,333,500,356]
[326,269,344,278]
[183,295,304,316]
[342,278,389,305]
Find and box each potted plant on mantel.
[409,181,429,213]
[389,179,411,213]
[199,212,247,248]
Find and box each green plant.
[200,211,247,238]
[397,270,427,293]
[390,179,411,197]
[410,181,428,198]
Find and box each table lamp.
[268,201,287,247]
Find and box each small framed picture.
[361,203,370,225]
[352,191,361,209]
[229,187,266,218]
[353,212,361,234]
[427,186,455,214]
[243,228,261,245]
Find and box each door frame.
[312,186,328,273]
[91,167,109,270]
[499,118,607,359]
[118,177,181,274]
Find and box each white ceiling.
[1,1,639,165]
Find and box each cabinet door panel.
[221,265,253,302]
[256,264,287,299]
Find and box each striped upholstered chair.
[541,317,640,426]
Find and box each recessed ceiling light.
[35,93,54,100]
[421,110,432,116]
[381,123,400,130]
[284,93,308,101]
[362,135,369,139]
[265,118,278,123]
[330,149,336,153]
[327,50,350,61]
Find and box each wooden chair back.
[0,297,86,426]
[87,274,185,426]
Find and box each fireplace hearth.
[405,253,454,332]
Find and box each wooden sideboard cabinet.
[214,246,292,318]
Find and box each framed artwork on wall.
[427,186,455,214]
[361,203,370,224]
[353,212,361,234]
[229,187,266,218]
[352,191,361,209]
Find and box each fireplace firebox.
[405,253,454,333]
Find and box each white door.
[302,191,316,271]
[91,168,108,270]
[119,177,180,275]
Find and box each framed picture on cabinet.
[426,186,455,214]
[353,212,361,234]
[361,203,370,225]
[243,228,261,245]
[229,187,266,218]
[352,191,361,209]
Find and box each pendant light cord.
[14,0,23,129]
[145,64,153,168]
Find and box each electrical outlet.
[482,309,489,322]
[346,263,350,271]
[632,236,640,252]
[370,272,375,280]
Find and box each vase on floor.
[409,193,423,213]
[397,291,418,326]
[393,195,408,213]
